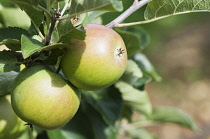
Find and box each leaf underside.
[145,0,210,22]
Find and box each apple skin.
[61,24,127,91]
[11,65,81,130]
[0,95,26,139]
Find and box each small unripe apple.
[0,95,26,139]
[11,65,81,130]
[61,24,127,91]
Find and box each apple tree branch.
[106,0,152,28]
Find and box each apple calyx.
[117,47,126,57]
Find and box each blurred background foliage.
[141,12,210,139]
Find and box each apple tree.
[0,0,209,138]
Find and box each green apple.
[61,24,127,91]
[11,65,81,130]
[0,95,26,139]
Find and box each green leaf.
[116,29,141,58]
[10,0,39,6]
[0,0,16,7]
[115,81,152,117]
[0,27,29,42]
[43,43,67,51]
[83,87,123,124]
[68,0,123,16]
[134,74,152,89]
[122,27,150,49]
[121,104,133,122]
[133,53,162,82]
[47,129,66,139]
[39,0,56,8]
[10,0,44,27]
[63,99,118,139]
[49,129,87,139]
[116,26,150,58]
[0,7,31,29]
[43,48,64,66]
[151,107,198,131]
[21,35,43,59]
[89,11,110,22]
[59,130,86,139]
[0,51,17,72]
[0,71,18,96]
[57,20,86,43]
[120,60,143,86]
[63,107,94,139]
[0,39,21,51]
[145,0,210,22]
[126,128,157,139]
[21,34,67,60]
[81,100,118,139]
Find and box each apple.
[11,65,81,130]
[0,95,26,139]
[61,24,127,91]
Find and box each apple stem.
[106,0,152,28]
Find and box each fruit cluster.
[11,24,127,130]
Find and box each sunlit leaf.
[145,0,210,22]
[68,0,123,16]
[21,35,43,59]
[0,8,31,29]
[115,81,152,117]
[43,43,67,51]
[10,0,44,27]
